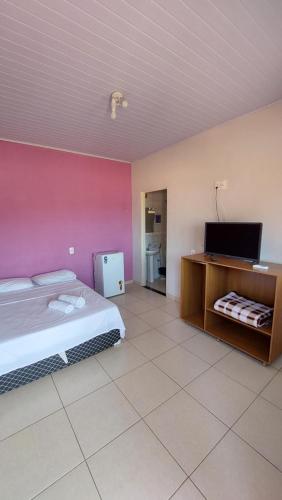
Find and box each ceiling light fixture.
[110,91,128,120]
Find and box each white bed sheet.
[0,280,125,376]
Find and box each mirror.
[145,208,155,233]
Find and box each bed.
[0,279,125,394]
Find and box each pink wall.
[0,141,132,287]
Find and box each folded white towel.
[58,294,86,309]
[48,300,74,314]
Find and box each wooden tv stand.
[181,253,282,364]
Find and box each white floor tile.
[116,362,179,416]
[131,289,170,307]
[123,315,151,338]
[159,300,180,318]
[183,333,232,364]
[191,431,282,500]
[52,357,110,406]
[142,293,171,307]
[88,421,186,500]
[0,376,62,440]
[125,283,143,294]
[146,277,166,294]
[122,298,155,314]
[234,397,282,470]
[158,319,200,343]
[215,351,277,393]
[129,288,157,301]
[171,479,205,499]
[0,410,83,500]
[110,294,139,307]
[186,367,256,426]
[154,346,209,387]
[145,391,227,475]
[272,353,282,369]
[66,383,139,457]
[117,306,134,320]
[96,342,147,379]
[261,371,282,409]
[138,309,175,328]
[130,329,175,359]
[34,463,99,500]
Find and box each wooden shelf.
[205,313,270,362]
[181,253,282,364]
[206,307,272,337]
[182,253,282,278]
[184,312,205,330]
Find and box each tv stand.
[209,255,217,262]
[181,253,282,363]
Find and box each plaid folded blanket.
[214,291,273,328]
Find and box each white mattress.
[0,280,125,376]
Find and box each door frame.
[140,188,167,291]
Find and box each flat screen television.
[204,222,263,262]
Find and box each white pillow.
[32,269,76,286]
[0,277,34,293]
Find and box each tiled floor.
[1,283,282,500]
[146,277,166,294]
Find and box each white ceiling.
[1,0,282,162]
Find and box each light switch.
[69,247,75,255]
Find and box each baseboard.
[133,279,146,286]
[125,280,134,285]
[166,292,180,302]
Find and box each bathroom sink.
[146,249,159,256]
[146,248,161,283]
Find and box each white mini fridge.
[94,251,125,298]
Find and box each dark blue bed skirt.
[0,329,120,394]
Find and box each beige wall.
[132,100,282,299]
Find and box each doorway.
[144,189,167,295]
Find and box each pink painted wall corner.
[0,141,132,287]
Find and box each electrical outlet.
[215,180,227,190]
[68,247,75,255]
[190,249,196,255]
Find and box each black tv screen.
[204,222,262,262]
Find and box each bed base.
[0,329,120,394]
